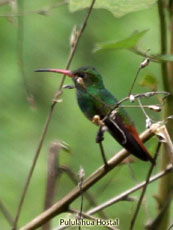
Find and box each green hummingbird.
[35,66,154,163]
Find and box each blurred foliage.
[140,73,158,91]
[94,30,148,52]
[0,0,172,230]
[69,0,157,18]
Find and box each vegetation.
[0,0,172,230]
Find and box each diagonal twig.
[86,163,172,215]
[130,142,161,230]
[128,57,150,96]
[12,1,96,229]
[0,200,14,226]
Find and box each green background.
[0,1,171,229]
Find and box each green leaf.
[139,74,158,91]
[94,30,148,53]
[69,0,158,18]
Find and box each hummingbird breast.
[76,87,114,121]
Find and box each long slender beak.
[35,68,74,78]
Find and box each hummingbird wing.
[104,113,154,163]
[98,89,154,163]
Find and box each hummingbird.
[35,66,154,163]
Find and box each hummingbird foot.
[99,142,108,167]
[96,126,108,143]
[92,115,105,126]
[96,126,109,167]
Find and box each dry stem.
[130,142,161,229]
[0,200,14,226]
[12,1,96,229]
[87,164,172,215]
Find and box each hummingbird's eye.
[77,72,85,78]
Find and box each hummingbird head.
[35,66,104,90]
[72,66,104,89]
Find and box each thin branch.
[42,142,61,230]
[60,165,107,219]
[130,142,161,230]
[128,68,141,96]
[137,98,150,120]
[128,57,150,96]
[119,104,162,108]
[0,200,14,226]
[12,1,96,229]
[12,107,54,230]
[127,156,151,225]
[87,163,172,215]
[19,123,161,230]
[126,159,151,222]
[53,0,96,96]
[102,91,169,122]
[68,81,167,125]
[129,48,160,63]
